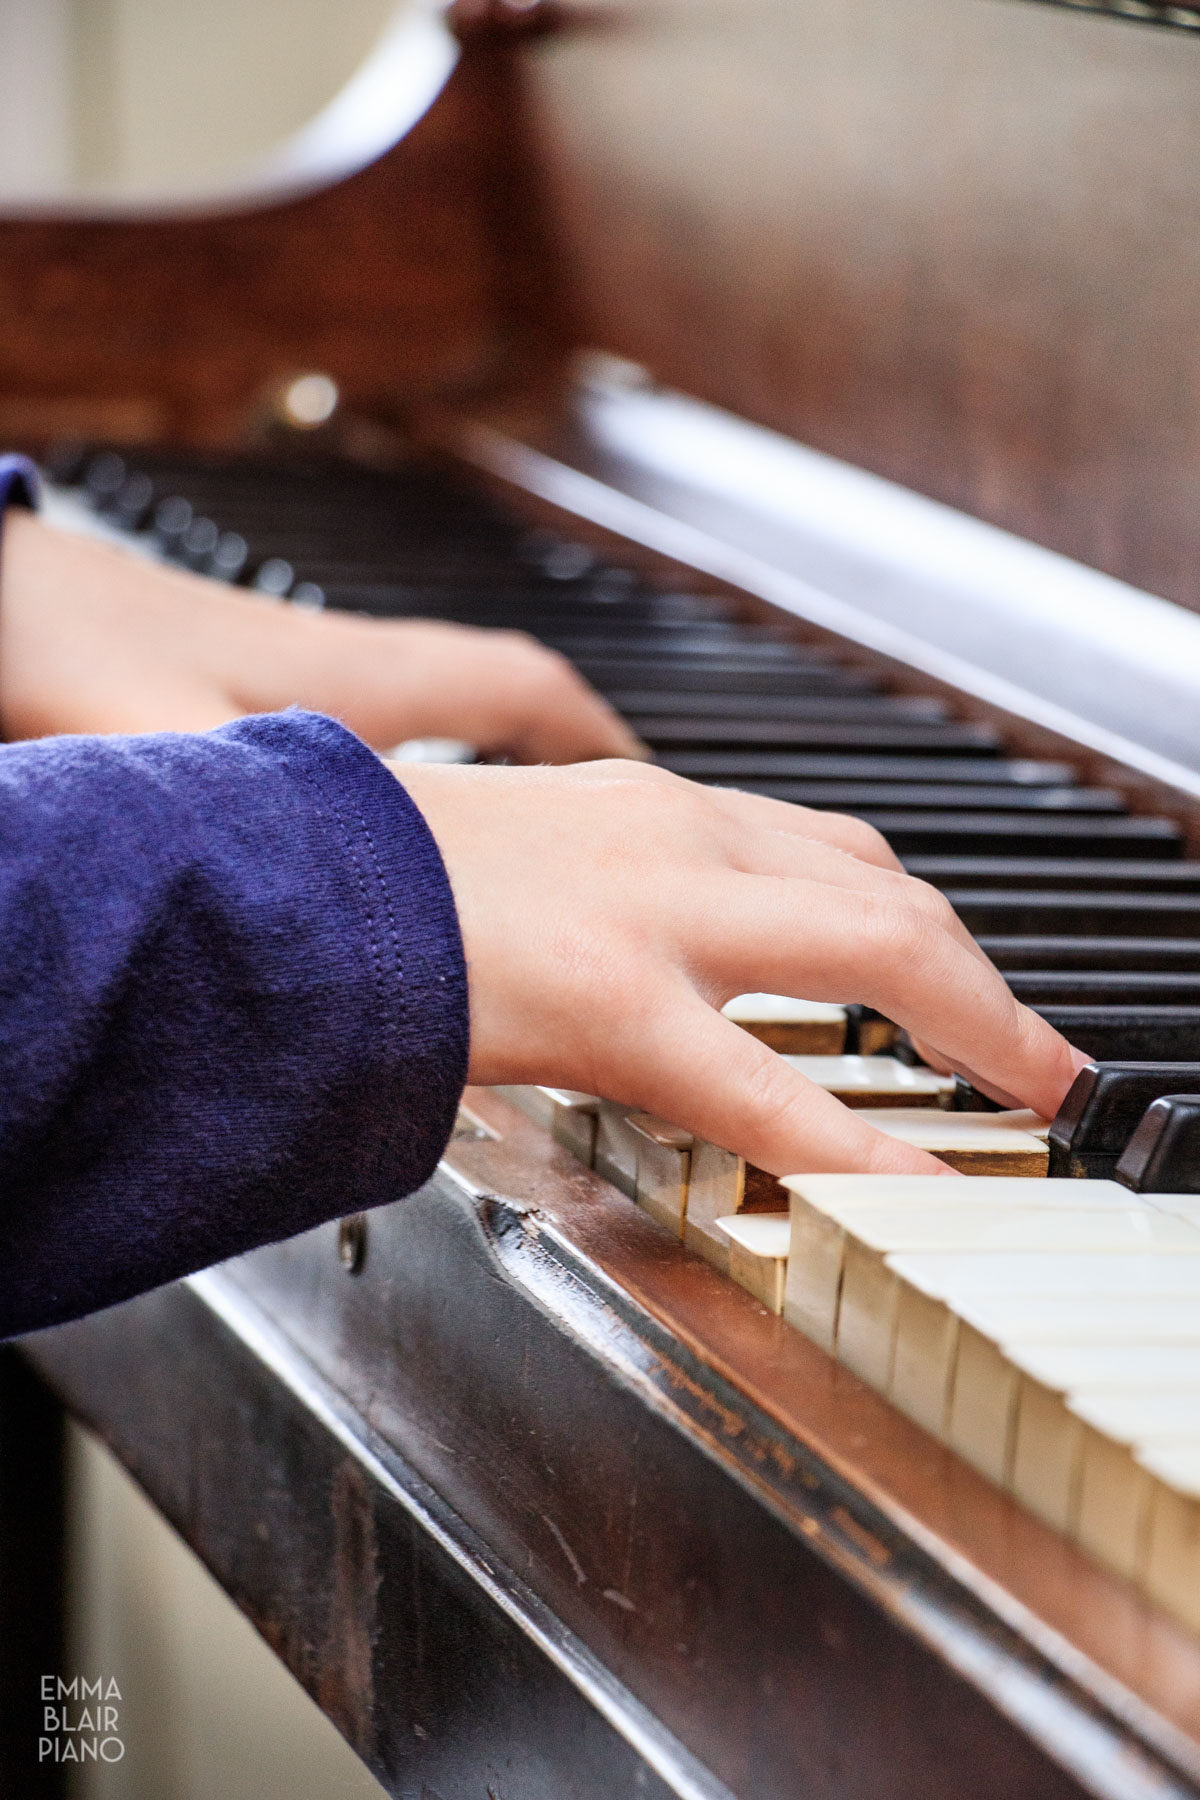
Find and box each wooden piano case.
[8,3,1200,1796]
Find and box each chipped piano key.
[537,1088,602,1164]
[592,1104,644,1198]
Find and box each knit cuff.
[0,454,41,520]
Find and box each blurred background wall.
[67,1425,389,1800]
[0,0,399,197]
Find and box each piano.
[8,2,1200,1795]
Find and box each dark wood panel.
[26,1115,1178,1799]
[518,0,1200,610]
[0,33,559,451]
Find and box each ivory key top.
[684,1142,786,1273]
[851,1107,1049,1175]
[715,1214,790,1312]
[781,1173,1200,1385]
[781,1056,955,1107]
[1007,1342,1200,1535]
[888,1250,1200,1456]
[1070,1390,1200,1582]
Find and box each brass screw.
[337,1215,367,1275]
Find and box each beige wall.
[67,1424,388,1800]
[64,0,400,193]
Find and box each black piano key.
[547,629,799,658]
[83,451,127,509]
[905,858,1200,892]
[1048,1062,1200,1177]
[640,718,1001,752]
[1007,971,1200,1005]
[605,691,946,721]
[112,472,155,530]
[659,754,1074,785]
[950,1076,1005,1112]
[41,438,90,484]
[983,937,1200,972]
[1031,1006,1200,1062]
[575,658,877,695]
[1114,1094,1200,1193]
[718,783,1122,812]
[946,890,1200,936]
[859,814,1182,857]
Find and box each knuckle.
[866,896,944,971]
[838,815,894,863]
[738,1047,803,1125]
[903,877,958,929]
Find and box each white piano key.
[684,1141,785,1273]
[945,1304,1200,1520]
[593,1103,641,1198]
[715,1214,790,1313]
[932,1273,1200,1492]
[849,1108,1049,1175]
[783,1174,1195,1375]
[627,1113,693,1237]
[1069,1392,1200,1582]
[721,993,847,1054]
[890,1250,1200,1300]
[536,1089,602,1164]
[1007,1343,1200,1535]
[1139,1446,1200,1633]
[780,1056,955,1107]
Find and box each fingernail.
[1068,1045,1096,1077]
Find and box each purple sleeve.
[0,710,469,1338]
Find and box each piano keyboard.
[46,442,1200,1638]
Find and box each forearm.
[0,712,468,1338]
[0,510,641,759]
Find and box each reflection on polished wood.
[523,0,1200,613]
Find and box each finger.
[708,816,1004,988]
[703,786,904,871]
[597,989,952,1177]
[509,697,647,764]
[498,670,648,764]
[675,872,1088,1118]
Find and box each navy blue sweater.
[0,710,469,1339]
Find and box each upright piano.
[8,2,1200,1795]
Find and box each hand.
[0,512,641,761]
[399,759,1091,1177]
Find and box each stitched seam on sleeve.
[348,796,404,1026]
[292,757,391,1056]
